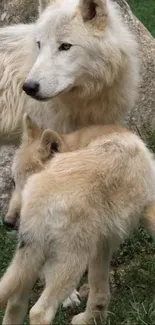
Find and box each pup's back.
[46,123,155,241]
[6,116,155,238]
[62,124,129,151]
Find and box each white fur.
[0,0,139,142]
[63,290,80,308]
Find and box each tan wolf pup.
[1,115,155,325]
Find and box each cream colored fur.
[1,115,155,325]
[0,0,139,143]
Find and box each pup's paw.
[63,290,80,308]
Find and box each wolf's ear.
[38,0,53,13]
[79,0,107,23]
[39,129,64,159]
[23,114,41,141]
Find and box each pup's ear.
[38,0,53,13]
[23,114,41,141]
[79,0,107,23]
[39,129,64,159]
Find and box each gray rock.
[113,0,155,139]
[0,146,16,217]
[0,0,155,216]
[0,0,37,26]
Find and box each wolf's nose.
[22,81,40,97]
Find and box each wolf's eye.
[59,43,72,51]
[37,41,41,49]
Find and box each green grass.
[109,227,155,325]
[0,223,155,325]
[130,0,155,37]
[0,226,17,323]
[147,130,155,153]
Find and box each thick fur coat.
[1,116,155,325]
[0,0,139,142]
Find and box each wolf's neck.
[57,89,104,129]
[52,82,121,133]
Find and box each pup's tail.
[144,201,155,237]
[0,242,44,308]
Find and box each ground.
[0,1,155,324]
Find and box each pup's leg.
[29,252,89,325]
[72,240,112,325]
[0,241,43,325]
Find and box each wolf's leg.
[72,240,112,325]
[2,291,30,325]
[0,242,43,325]
[29,251,88,325]
[38,271,80,308]
[38,271,80,309]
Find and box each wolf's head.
[4,114,66,230]
[23,0,126,101]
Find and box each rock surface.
[0,0,37,26]
[113,0,155,139]
[0,146,16,218]
[0,0,155,216]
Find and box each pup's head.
[22,0,122,100]
[4,114,65,230]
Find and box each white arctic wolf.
[0,0,139,142]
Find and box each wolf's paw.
[71,312,90,325]
[71,311,106,325]
[63,290,80,308]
